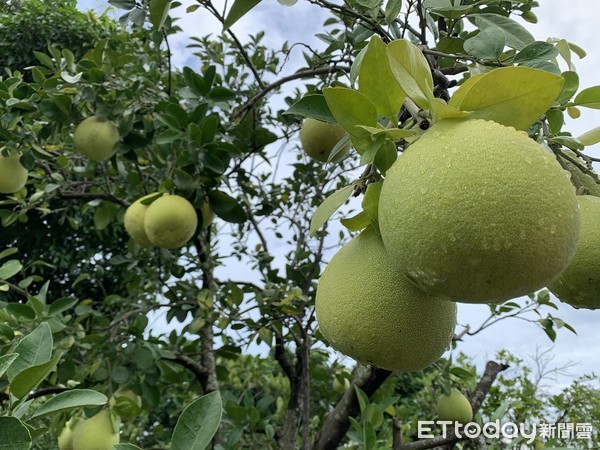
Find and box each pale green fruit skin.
[436,389,473,424]
[379,119,580,304]
[315,227,457,372]
[549,196,600,309]
[144,194,198,249]
[299,118,349,162]
[124,193,159,247]
[0,152,28,194]
[58,418,81,450]
[72,410,119,450]
[74,116,120,161]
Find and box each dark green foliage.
[0,0,113,77]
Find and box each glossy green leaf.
[578,126,600,146]
[0,353,19,378]
[448,74,485,108]
[573,86,600,109]
[10,356,61,399]
[362,182,382,222]
[474,14,535,50]
[450,66,564,130]
[172,391,223,450]
[48,297,79,316]
[359,35,406,118]
[464,27,505,60]
[208,191,248,224]
[423,0,474,19]
[309,184,356,237]
[224,0,261,30]
[384,0,402,23]
[430,98,470,122]
[551,136,584,151]
[556,71,579,104]
[354,125,415,140]
[323,88,378,137]
[514,41,559,65]
[340,211,371,232]
[0,259,22,280]
[114,445,143,450]
[0,417,31,450]
[387,40,433,109]
[0,247,18,260]
[363,403,384,428]
[30,389,108,419]
[284,95,335,123]
[7,323,53,381]
[150,0,171,26]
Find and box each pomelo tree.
[0,0,599,449]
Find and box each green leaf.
[430,98,470,122]
[384,0,402,24]
[114,445,143,450]
[0,354,19,378]
[363,421,376,450]
[474,14,535,50]
[359,35,406,118]
[7,323,53,381]
[33,51,55,69]
[354,126,415,140]
[514,41,559,65]
[362,182,382,222]
[551,136,584,151]
[30,389,108,419]
[464,27,505,60]
[387,39,433,109]
[363,403,384,429]
[224,0,261,31]
[309,184,356,237]
[0,259,22,280]
[10,356,61,399]
[0,247,18,260]
[573,86,600,109]
[556,71,579,104]
[448,74,485,108]
[5,304,35,321]
[149,0,171,29]
[323,88,378,137]
[208,191,247,224]
[172,391,223,450]
[450,66,564,130]
[284,95,335,123]
[340,211,371,232]
[0,417,31,450]
[354,385,369,413]
[578,126,600,146]
[48,297,79,316]
[423,0,474,19]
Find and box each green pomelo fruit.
[315,227,457,372]
[548,195,600,309]
[110,386,142,419]
[124,193,160,247]
[299,118,350,162]
[72,410,119,450]
[73,116,120,161]
[58,417,81,450]
[0,152,28,194]
[436,388,473,424]
[559,150,600,197]
[379,119,580,304]
[144,194,198,249]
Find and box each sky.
[76,0,600,391]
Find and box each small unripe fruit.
[144,194,198,249]
[0,152,28,194]
[74,116,120,161]
[299,118,350,162]
[436,389,473,424]
[72,410,119,450]
[124,193,159,247]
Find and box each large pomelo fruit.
[379,119,580,304]
[144,194,198,249]
[548,195,600,309]
[74,116,120,161]
[315,227,456,372]
[0,152,28,194]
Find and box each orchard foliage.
[0,0,598,449]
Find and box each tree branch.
[312,365,392,450]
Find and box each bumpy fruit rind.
[379,119,580,304]
[316,227,457,372]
